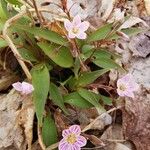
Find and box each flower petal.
[12,82,23,92]
[68,31,76,39]
[64,19,73,31]
[117,88,126,97]
[62,129,71,137]
[75,135,87,147]
[69,125,81,135]
[78,21,89,31]
[59,139,70,150]
[70,144,80,150]
[22,82,34,94]
[76,32,87,39]
[73,15,81,26]
[124,90,135,98]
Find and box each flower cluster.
[117,74,139,98]
[12,81,34,95]
[59,125,87,150]
[64,15,89,39]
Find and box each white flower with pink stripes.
[64,15,89,39]
[59,125,87,150]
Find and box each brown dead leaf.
[123,92,150,150]
[17,95,35,150]
[115,143,131,150]
[84,134,105,147]
[0,90,27,150]
[54,111,68,134]
[128,31,150,58]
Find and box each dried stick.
[38,123,46,150]
[82,106,122,132]
[3,10,32,80]
[31,0,43,25]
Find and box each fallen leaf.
[119,16,149,30]
[123,92,150,150]
[99,0,116,21]
[115,143,131,150]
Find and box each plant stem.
[3,10,32,80]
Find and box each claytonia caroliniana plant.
[64,15,90,39]
[59,125,87,150]
[117,74,139,98]
[12,81,34,95]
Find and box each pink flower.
[117,74,139,98]
[59,125,87,150]
[12,81,34,95]
[64,15,89,39]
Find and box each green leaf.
[77,69,109,87]
[78,88,104,111]
[64,92,93,108]
[17,48,38,62]
[0,0,8,20]
[93,49,120,59]
[87,24,112,42]
[93,58,121,69]
[5,0,21,5]
[73,57,80,78]
[49,83,68,114]
[110,28,145,40]
[0,38,8,48]
[32,64,50,126]
[38,42,73,68]
[100,95,112,105]
[15,25,68,46]
[42,112,58,147]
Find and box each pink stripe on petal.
[59,139,70,150]
[69,125,81,135]
[62,129,71,137]
[75,136,87,147]
[70,144,80,150]
[73,15,81,26]
[78,21,89,31]
[12,82,23,92]
[76,32,87,39]
[64,19,73,31]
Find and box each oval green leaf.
[78,88,105,111]
[93,58,121,69]
[77,69,109,87]
[49,83,68,114]
[42,112,58,147]
[38,42,73,68]
[64,92,93,108]
[15,24,68,46]
[32,64,50,126]
[87,24,112,42]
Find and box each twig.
[3,10,32,80]
[23,0,33,8]
[38,123,46,150]
[82,106,122,132]
[31,0,43,25]
[46,143,59,150]
[106,139,126,142]
[19,0,33,8]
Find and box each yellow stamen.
[66,134,77,144]
[72,27,79,34]
[119,84,127,91]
